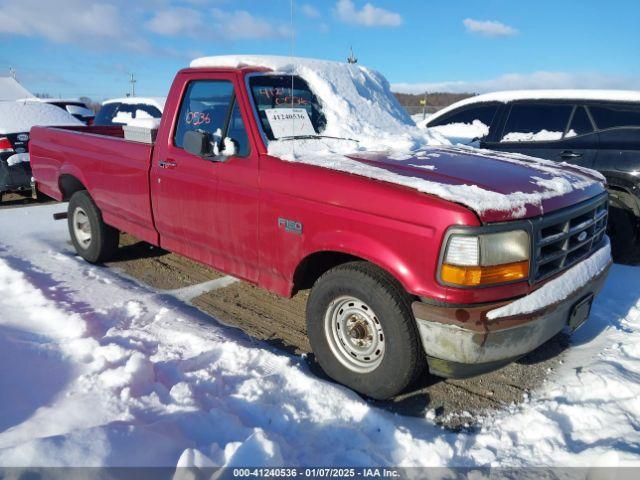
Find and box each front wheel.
[68,190,119,263]
[306,262,425,399]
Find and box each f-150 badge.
[278,217,302,235]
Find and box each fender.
[602,170,640,215]
[297,226,435,297]
[59,164,91,196]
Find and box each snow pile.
[190,55,445,152]
[487,239,611,319]
[428,119,489,144]
[0,101,82,135]
[6,153,30,166]
[0,77,35,101]
[502,130,564,142]
[1,204,640,468]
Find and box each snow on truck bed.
[2,203,640,468]
[191,56,602,218]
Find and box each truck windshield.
[249,75,326,141]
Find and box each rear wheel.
[306,261,424,399]
[608,192,640,263]
[68,190,119,263]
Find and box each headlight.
[440,230,530,287]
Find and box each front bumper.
[413,255,612,379]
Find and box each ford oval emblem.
[577,231,588,242]
[17,133,29,142]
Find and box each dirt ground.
[105,232,570,430]
[0,192,56,210]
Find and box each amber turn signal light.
[441,260,529,286]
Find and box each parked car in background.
[30,56,611,399]
[36,99,95,124]
[1,101,81,201]
[424,90,640,261]
[94,97,165,126]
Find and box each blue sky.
[1,0,638,101]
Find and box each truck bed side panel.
[30,126,158,245]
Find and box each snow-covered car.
[423,90,640,261]
[0,101,81,200]
[94,97,165,127]
[0,76,35,101]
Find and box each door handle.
[560,151,582,159]
[159,160,177,169]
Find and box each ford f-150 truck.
[30,55,612,399]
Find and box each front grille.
[532,193,608,283]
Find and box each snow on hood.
[190,55,604,219]
[0,101,82,134]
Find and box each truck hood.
[270,139,605,223]
[345,147,605,222]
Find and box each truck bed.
[29,125,159,245]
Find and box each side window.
[589,104,640,130]
[133,104,162,119]
[501,103,572,142]
[226,101,250,157]
[565,107,593,138]
[174,80,234,149]
[94,103,120,126]
[429,104,498,140]
[431,104,498,128]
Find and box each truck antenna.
[129,73,137,97]
[347,47,358,64]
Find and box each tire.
[608,193,640,264]
[67,190,119,263]
[306,261,425,399]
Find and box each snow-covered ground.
[1,204,640,468]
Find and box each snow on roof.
[0,77,35,101]
[428,89,640,125]
[190,55,444,152]
[0,101,82,134]
[102,96,166,111]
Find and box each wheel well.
[608,186,640,217]
[59,175,86,201]
[292,251,362,293]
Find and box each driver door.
[151,73,258,280]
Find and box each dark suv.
[424,91,640,261]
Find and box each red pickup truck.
[30,56,612,399]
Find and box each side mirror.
[184,130,211,157]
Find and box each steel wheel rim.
[72,207,92,249]
[324,295,385,373]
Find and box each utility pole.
[420,92,427,120]
[347,46,357,64]
[129,73,137,97]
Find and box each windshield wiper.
[277,134,359,143]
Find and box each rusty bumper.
[412,263,611,379]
